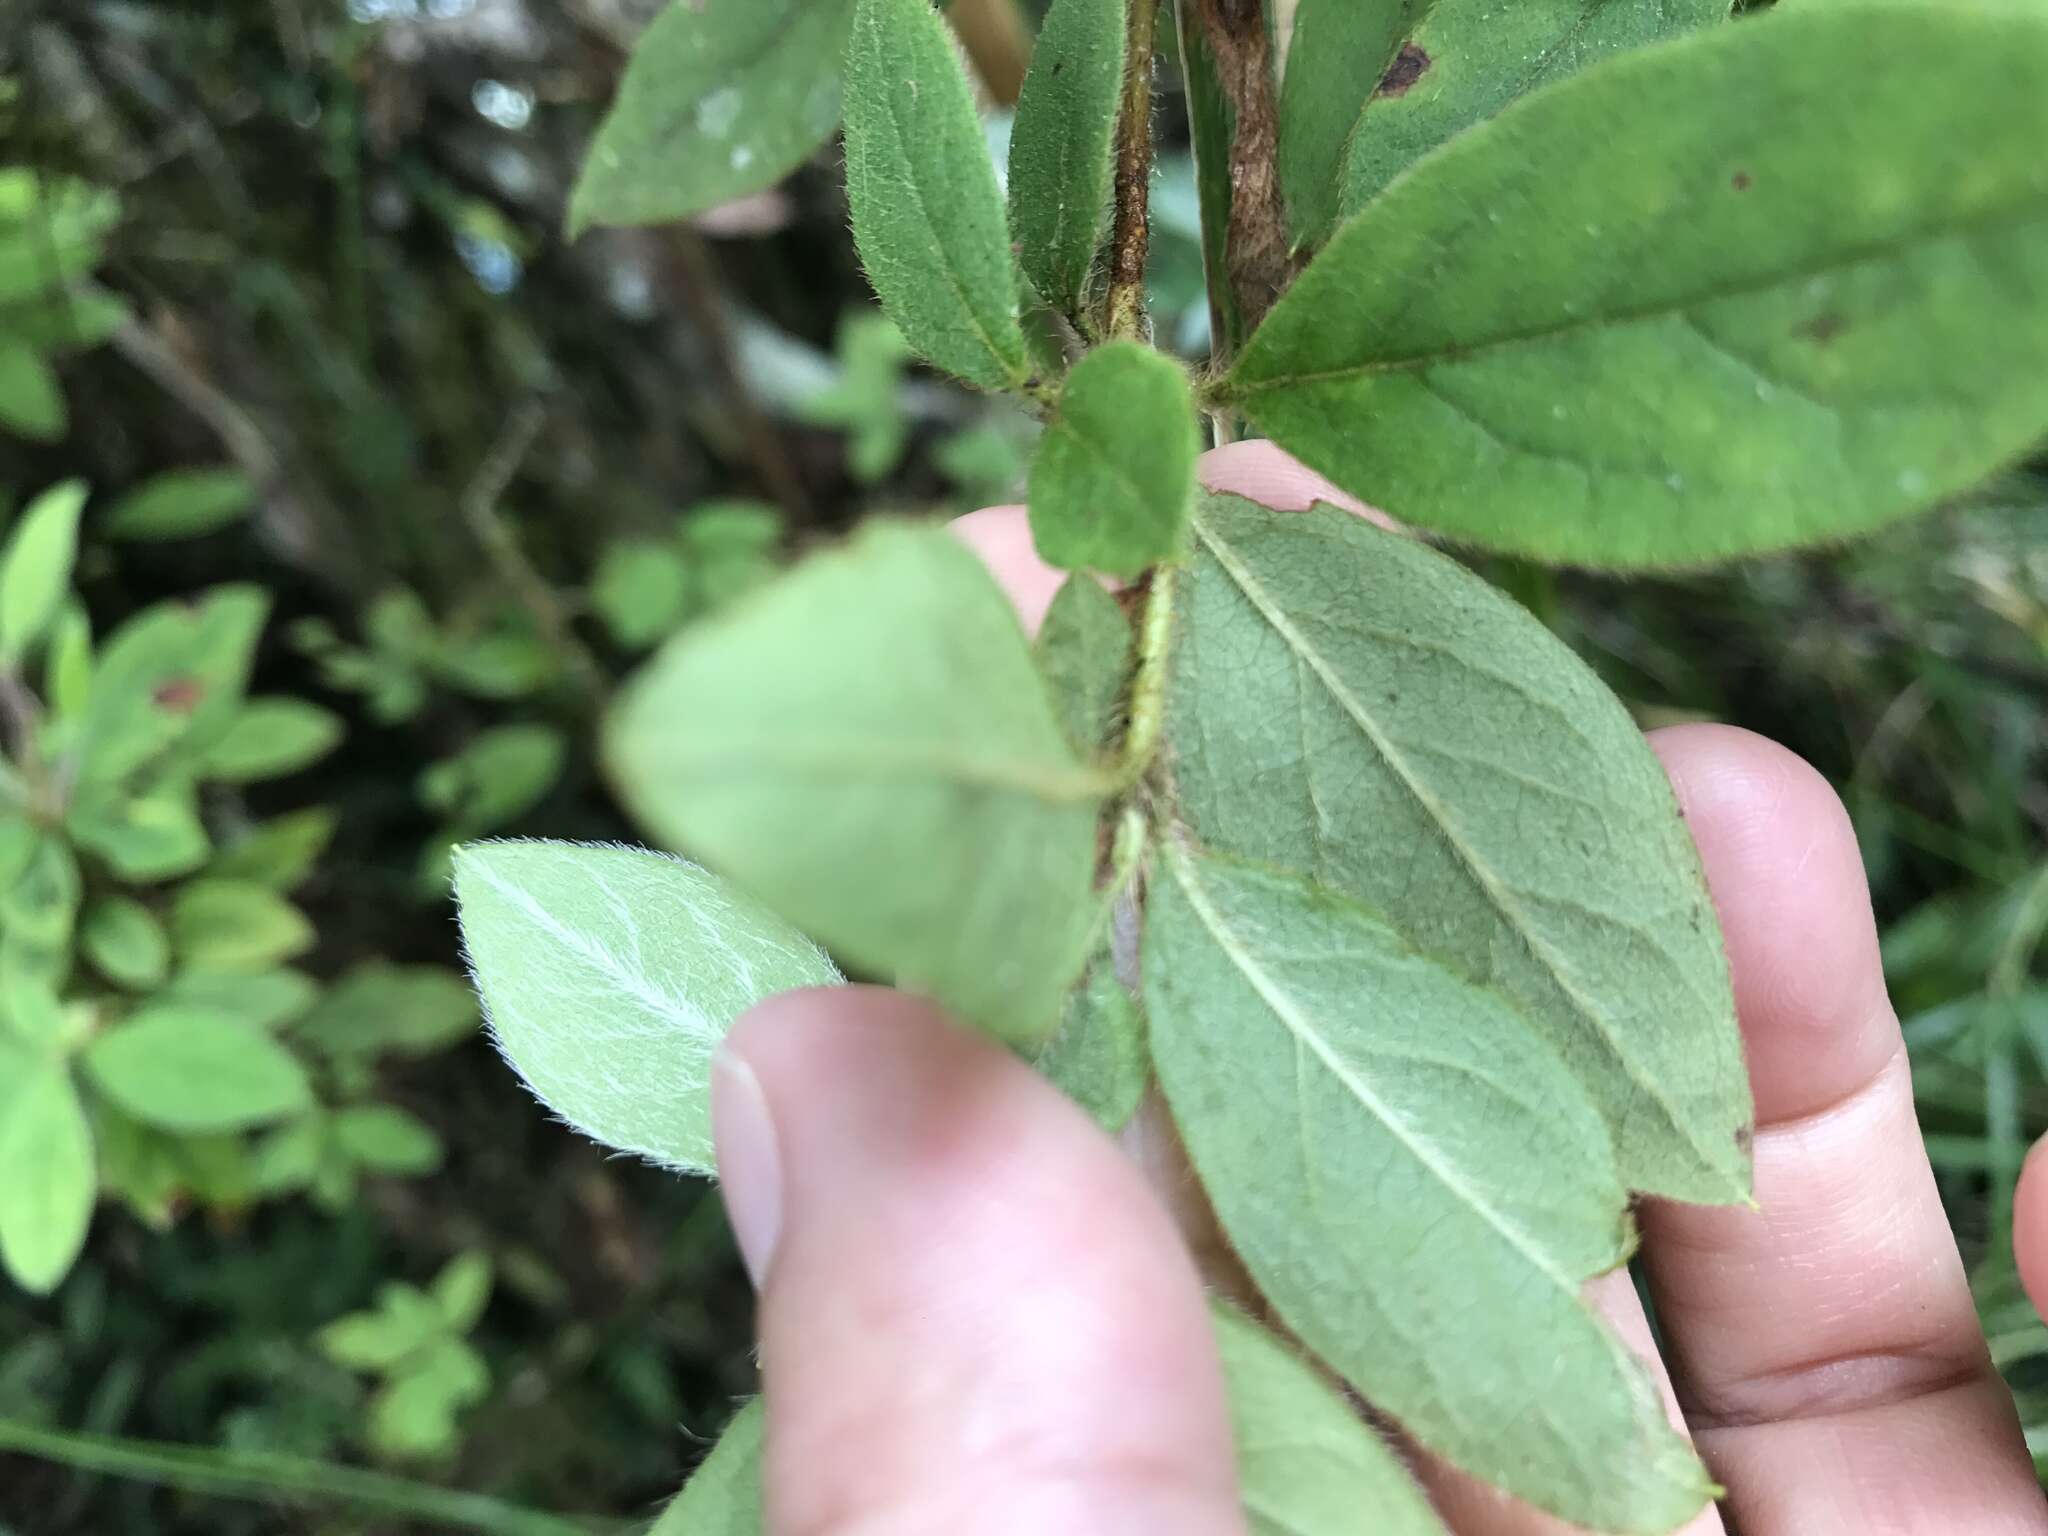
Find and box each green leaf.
[198,697,344,783]
[1145,844,1708,1531]
[320,1286,444,1371]
[791,312,914,485]
[44,600,93,721]
[156,968,320,1032]
[591,538,690,651]
[608,524,1103,1044]
[84,1010,313,1133]
[294,963,475,1058]
[367,1339,488,1461]
[209,808,339,890]
[844,0,1031,392]
[1029,341,1198,578]
[101,468,256,542]
[1214,1303,1447,1536]
[430,1251,493,1333]
[1034,574,1131,758]
[0,832,80,951]
[1007,0,1125,321]
[0,1061,94,1294]
[1033,947,1147,1133]
[80,896,170,990]
[0,342,64,440]
[567,0,854,235]
[66,783,211,883]
[417,725,564,836]
[332,1104,443,1176]
[1275,0,1427,250]
[454,840,836,1173]
[76,586,269,783]
[1228,6,2048,570]
[1168,497,1751,1200]
[1174,9,1246,356]
[0,480,86,664]
[169,880,315,974]
[1336,0,1726,222]
[0,174,118,305]
[648,1400,763,1536]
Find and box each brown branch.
[947,0,1034,107]
[1105,0,1162,343]
[1184,0,1297,340]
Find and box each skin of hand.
[707,443,2048,1535]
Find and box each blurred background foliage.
[0,1,2042,1531]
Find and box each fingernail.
[711,1046,783,1288]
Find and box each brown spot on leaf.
[1376,43,1432,98]
[1731,170,1753,191]
[153,678,205,714]
[1734,1124,1755,1156]
[1801,311,1847,345]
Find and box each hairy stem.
[1105,0,1162,343]
[1114,560,1178,791]
[1180,0,1296,346]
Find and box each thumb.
[714,985,1245,1536]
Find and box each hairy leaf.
[1030,341,1199,578]
[1035,574,1132,759]
[1275,0,1426,249]
[1034,946,1147,1133]
[845,0,1031,391]
[1230,6,2048,569]
[454,839,836,1173]
[1146,845,1707,1530]
[1168,496,1751,1200]
[85,1011,312,1132]
[648,1400,763,1536]
[609,524,1103,1044]
[0,480,86,664]
[0,1059,94,1294]
[1337,0,1725,220]
[1214,1303,1446,1536]
[1007,0,1126,321]
[567,0,853,235]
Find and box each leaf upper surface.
[1231,5,2048,569]
[454,839,837,1173]
[1145,844,1707,1530]
[0,1060,93,1295]
[1007,0,1126,323]
[1167,496,1751,1201]
[845,0,1030,392]
[1275,0,1427,250]
[607,523,1103,1044]
[1034,574,1133,760]
[85,1012,312,1133]
[567,0,853,234]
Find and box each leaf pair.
[1240,5,2048,570]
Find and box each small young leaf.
[157,969,321,1032]
[199,697,344,782]
[417,725,564,835]
[368,1339,489,1461]
[209,807,340,890]
[608,524,1103,1044]
[1213,1304,1447,1536]
[1169,497,1752,1201]
[0,342,65,441]
[1034,574,1131,758]
[1033,948,1147,1134]
[648,1399,763,1536]
[76,586,269,784]
[0,480,86,664]
[1275,0,1426,249]
[296,963,477,1058]
[0,832,80,951]
[1029,340,1199,578]
[101,468,257,542]
[1229,6,2048,569]
[80,895,171,990]
[1006,0,1126,322]
[66,784,211,884]
[591,537,691,651]
[430,1251,494,1333]
[1145,844,1708,1531]
[85,1011,312,1133]
[333,1104,443,1176]
[44,600,93,720]
[844,0,1031,392]
[454,840,836,1172]
[169,880,315,974]
[1336,0,1726,221]
[0,1060,95,1294]
[567,0,854,235]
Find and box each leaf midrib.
[1231,196,2048,395]
[1193,515,1723,1183]
[1163,841,1582,1293]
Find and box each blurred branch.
[949,0,1034,106]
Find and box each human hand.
[708,444,2048,1535]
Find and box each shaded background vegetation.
[0,1,2043,1531]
